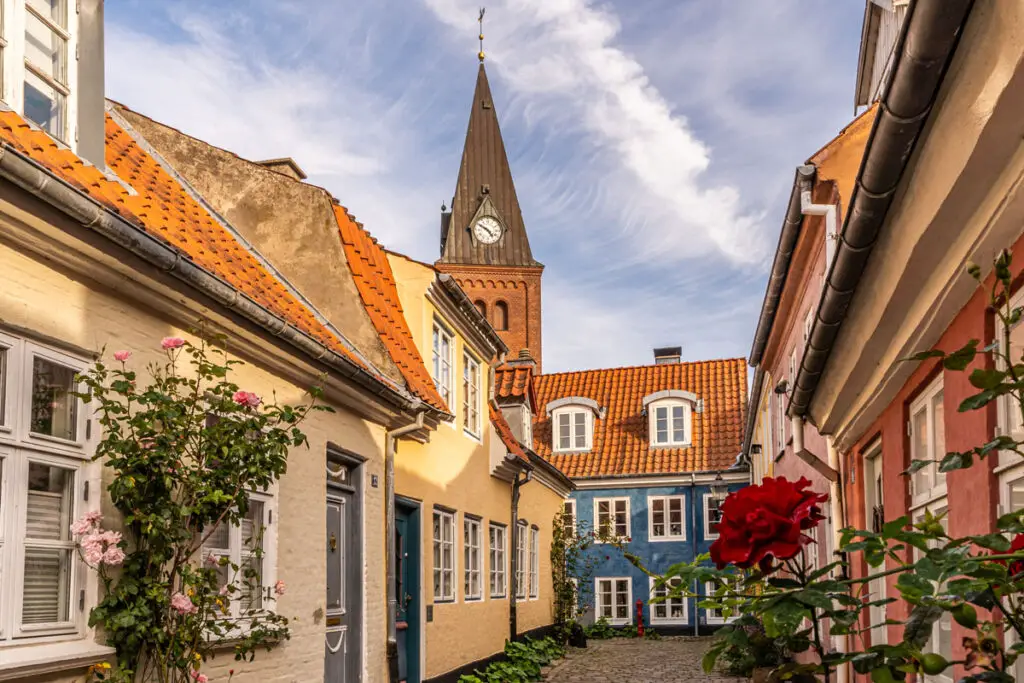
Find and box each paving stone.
[544,637,747,683]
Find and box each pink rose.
[170,592,198,615]
[219,585,229,596]
[113,350,132,362]
[205,552,218,566]
[191,672,208,683]
[161,337,185,350]
[70,511,102,536]
[274,579,286,596]
[103,546,126,565]
[232,390,261,408]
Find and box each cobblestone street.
[544,637,747,683]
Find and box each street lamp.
[710,472,728,501]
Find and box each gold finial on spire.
[478,7,486,62]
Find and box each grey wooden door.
[325,454,361,683]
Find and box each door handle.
[404,593,413,607]
[329,533,338,552]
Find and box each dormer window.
[4,1,78,143]
[546,397,602,453]
[643,390,701,448]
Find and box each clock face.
[473,216,502,244]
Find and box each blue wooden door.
[395,503,420,683]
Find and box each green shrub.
[457,636,565,683]
[584,617,616,640]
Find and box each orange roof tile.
[533,358,748,479]
[489,403,529,463]
[0,109,400,392]
[335,206,448,413]
[495,363,536,408]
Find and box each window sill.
[651,442,692,450]
[0,639,115,681]
[650,536,687,543]
[650,619,689,626]
[462,429,483,444]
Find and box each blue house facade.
[530,350,750,634]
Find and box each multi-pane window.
[529,527,539,599]
[515,521,528,600]
[912,501,951,683]
[200,496,272,616]
[595,498,629,540]
[22,0,72,140]
[1001,471,1024,682]
[595,577,632,625]
[705,580,738,624]
[431,322,454,407]
[553,409,590,452]
[704,495,723,539]
[432,509,455,602]
[651,402,688,446]
[462,352,481,437]
[463,517,482,601]
[910,378,946,506]
[863,440,887,645]
[774,393,786,455]
[649,495,685,541]
[0,333,90,644]
[649,576,687,624]
[488,523,506,598]
[561,500,576,536]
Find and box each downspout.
[690,472,699,637]
[826,436,848,683]
[800,184,838,270]
[386,412,425,683]
[509,468,532,642]
[789,415,839,484]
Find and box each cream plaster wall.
[388,254,564,679]
[0,240,389,683]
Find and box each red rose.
[994,534,1024,577]
[710,476,828,570]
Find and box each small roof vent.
[653,346,682,365]
[256,157,308,181]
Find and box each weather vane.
[478,7,486,62]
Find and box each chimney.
[256,158,308,181]
[78,0,105,168]
[653,346,682,365]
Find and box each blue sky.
[105,0,865,373]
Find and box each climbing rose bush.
[75,334,331,682]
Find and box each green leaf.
[701,642,725,673]
[943,339,979,370]
[938,451,972,472]
[896,573,934,599]
[904,604,944,648]
[903,349,946,362]
[903,460,934,476]
[969,367,1006,390]
[969,533,1011,552]
[762,599,808,638]
[959,389,1002,412]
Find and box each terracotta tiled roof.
[336,206,449,413]
[533,358,748,479]
[489,403,529,463]
[0,109,399,390]
[495,363,536,408]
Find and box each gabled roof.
[495,362,536,408]
[439,64,539,267]
[336,206,449,413]
[533,358,747,479]
[0,108,404,397]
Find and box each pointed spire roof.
[439,63,540,267]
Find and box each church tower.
[436,59,544,370]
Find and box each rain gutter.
[790,0,975,417]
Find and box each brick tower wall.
[436,263,543,372]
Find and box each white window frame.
[529,526,539,600]
[912,499,952,683]
[488,523,507,598]
[2,0,80,145]
[561,499,576,536]
[432,509,456,603]
[431,321,454,409]
[593,497,630,542]
[515,521,528,600]
[774,393,786,456]
[863,439,887,645]
[649,576,688,625]
[463,516,482,601]
[909,377,946,509]
[999,468,1024,682]
[703,494,723,540]
[997,288,1024,471]
[704,580,738,625]
[0,332,96,649]
[595,577,632,625]
[551,407,592,453]
[199,491,277,620]
[462,351,481,439]
[648,400,691,448]
[648,494,686,542]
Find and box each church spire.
[438,56,539,267]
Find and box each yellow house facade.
[388,253,572,682]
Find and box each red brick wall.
[435,263,544,372]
